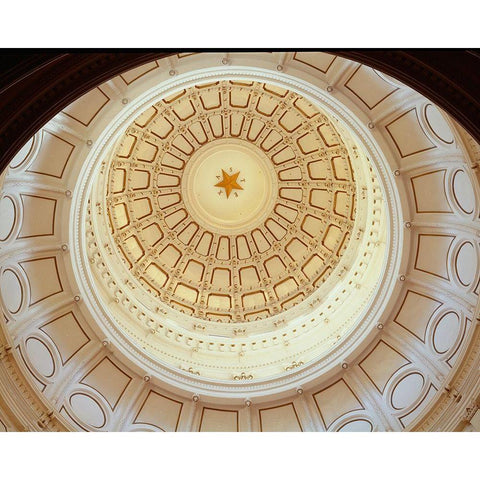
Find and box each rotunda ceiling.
[80,75,388,385]
[104,80,360,323]
[0,52,479,432]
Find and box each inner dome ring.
[71,66,402,397]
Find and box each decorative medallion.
[214,168,244,198]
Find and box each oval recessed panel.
[128,425,159,432]
[0,196,16,241]
[70,393,106,429]
[425,104,454,144]
[337,419,373,432]
[455,242,476,286]
[391,373,424,410]
[25,337,55,378]
[9,137,34,169]
[453,170,475,214]
[0,269,23,313]
[433,312,460,354]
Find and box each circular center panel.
[182,139,277,235]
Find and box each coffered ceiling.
[0,51,479,432]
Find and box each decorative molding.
[1,51,480,431]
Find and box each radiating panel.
[27,130,75,178]
[199,408,238,432]
[433,312,460,354]
[62,87,110,126]
[455,242,476,286]
[25,337,55,378]
[391,373,425,410]
[0,196,16,241]
[19,257,63,306]
[313,379,364,429]
[41,312,90,364]
[415,234,454,280]
[394,290,442,341]
[424,104,454,144]
[386,108,435,158]
[411,170,451,213]
[81,357,132,410]
[345,66,398,109]
[134,391,183,432]
[337,419,373,432]
[359,340,410,393]
[0,269,23,314]
[120,61,158,85]
[452,170,475,214]
[18,195,57,238]
[69,393,106,429]
[259,403,302,432]
[292,52,336,73]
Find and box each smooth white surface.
[25,338,55,378]
[69,393,105,429]
[0,269,22,313]
[391,373,425,410]
[0,196,15,240]
[338,419,373,432]
[425,104,454,144]
[453,170,476,214]
[433,312,460,354]
[455,242,476,286]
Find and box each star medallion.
[214,169,244,198]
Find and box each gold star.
[214,169,243,198]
